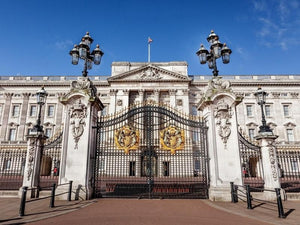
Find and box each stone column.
[20,132,47,197]
[122,89,129,108]
[154,89,159,104]
[57,77,103,200]
[0,93,13,140]
[55,93,64,131]
[169,89,176,108]
[109,89,117,114]
[255,133,280,200]
[182,89,189,114]
[18,93,30,141]
[138,89,144,104]
[198,77,243,201]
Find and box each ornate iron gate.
[40,132,62,188]
[238,130,264,188]
[93,104,209,199]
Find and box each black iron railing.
[276,148,300,192]
[230,182,286,219]
[19,181,73,217]
[0,147,26,190]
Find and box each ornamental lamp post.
[69,32,104,77]
[196,30,232,77]
[254,87,273,134]
[34,86,48,132]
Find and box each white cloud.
[252,0,300,50]
[253,0,266,11]
[236,47,249,60]
[55,40,73,50]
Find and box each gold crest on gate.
[160,125,185,155]
[114,125,139,154]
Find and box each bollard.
[50,183,56,208]
[68,180,73,201]
[230,182,236,203]
[36,185,40,198]
[275,188,285,218]
[246,185,252,209]
[19,186,28,217]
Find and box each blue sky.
[1,0,300,76]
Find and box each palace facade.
[1,61,300,200]
[0,61,299,146]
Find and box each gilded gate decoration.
[93,103,209,199]
[115,125,139,154]
[160,125,185,154]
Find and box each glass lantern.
[82,32,94,48]
[69,45,79,65]
[221,43,232,64]
[36,86,48,105]
[92,44,104,65]
[196,44,209,64]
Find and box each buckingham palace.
[0,60,300,200]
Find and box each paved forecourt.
[27,199,276,225]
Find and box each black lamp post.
[33,86,48,132]
[196,30,232,77]
[254,87,273,133]
[69,32,104,77]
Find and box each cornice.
[191,80,300,87]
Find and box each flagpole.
[148,39,151,63]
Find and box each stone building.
[0,61,299,144]
[0,61,299,200]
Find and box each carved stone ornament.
[117,99,123,106]
[69,100,87,149]
[27,139,36,181]
[214,100,232,147]
[139,67,162,80]
[160,125,185,155]
[268,145,278,181]
[114,125,139,154]
[203,77,231,100]
[177,99,183,106]
[70,77,97,98]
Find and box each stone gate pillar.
[198,77,243,201]
[57,77,103,200]
[21,132,47,197]
[255,133,281,199]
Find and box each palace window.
[3,158,12,170]
[129,161,136,176]
[246,105,253,117]
[12,105,20,117]
[286,129,294,142]
[291,160,299,172]
[29,105,37,117]
[194,159,200,171]
[45,128,52,138]
[8,128,16,141]
[27,128,34,135]
[191,105,197,116]
[163,161,170,176]
[101,106,107,116]
[47,105,55,117]
[283,104,290,117]
[98,158,105,172]
[265,105,271,117]
[248,129,255,140]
